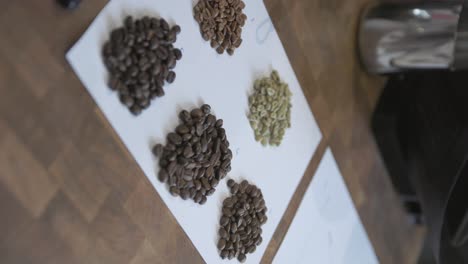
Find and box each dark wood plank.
[49,143,111,222]
[90,193,145,264]
[0,127,58,218]
[41,191,99,262]
[124,178,204,264]
[0,182,35,247]
[0,212,79,264]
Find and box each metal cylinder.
[358,1,468,73]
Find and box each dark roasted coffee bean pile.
[152,104,232,204]
[103,15,182,115]
[217,179,268,262]
[194,0,247,55]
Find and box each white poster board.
[66,0,321,263]
[273,149,378,264]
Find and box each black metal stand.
[372,71,468,264]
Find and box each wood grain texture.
[0,0,424,264]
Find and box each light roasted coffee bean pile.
[194,0,247,55]
[152,104,232,204]
[217,179,268,262]
[103,15,182,115]
[248,70,292,146]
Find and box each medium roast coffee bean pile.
[217,179,268,262]
[103,15,182,115]
[194,0,247,55]
[152,104,232,204]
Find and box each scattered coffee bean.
[152,105,233,204]
[193,0,247,55]
[216,179,268,262]
[103,15,182,115]
[248,70,292,146]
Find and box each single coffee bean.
[193,179,203,189]
[228,250,235,260]
[194,192,202,203]
[217,238,226,250]
[223,198,234,208]
[238,253,246,263]
[223,207,232,217]
[245,225,252,235]
[182,173,193,182]
[211,178,219,188]
[191,108,204,118]
[225,240,233,250]
[206,188,216,196]
[255,236,262,246]
[158,169,168,183]
[183,146,194,158]
[177,155,188,165]
[173,48,182,60]
[227,179,235,187]
[220,216,229,226]
[201,177,211,190]
[176,124,190,135]
[187,188,195,199]
[231,183,239,194]
[219,227,228,239]
[130,104,142,115]
[199,195,207,205]
[152,144,163,157]
[220,249,228,259]
[201,104,211,114]
[169,186,180,197]
[180,188,189,200]
[215,119,224,128]
[172,25,181,34]
[167,52,177,67]
[160,18,169,31]
[182,133,192,142]
[199,189,207,196]
[247,245,256,253]
[237,208,246,217]
[168,133,182,145]
[166,71,176,83]
[216,45,225,54]
[231,222,238,233]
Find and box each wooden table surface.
[0,1,424,263]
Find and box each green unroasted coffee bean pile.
[152,104,233,204]
[247,70,292,146]
[103,15,182,115]
[217,179,268,262]
[194,0,247,55]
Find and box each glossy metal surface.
[359,2,464,73]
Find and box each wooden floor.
[0,1,424,264]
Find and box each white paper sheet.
[66,0,321,263]
[273,149,378,264]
